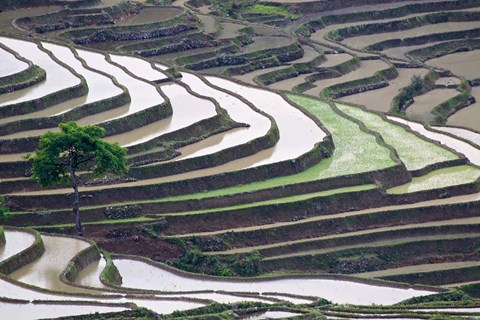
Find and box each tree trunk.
[68,165,83,236]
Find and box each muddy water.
[75,255,108,289]
[235,65,287,85]
[241,36,292,54]
[110,54,168,82]
[105,83,216,147]
[427,49,480,79]
[0,274,202,314]
[319,53,352,68]
[341,67,429,112]
[269,73,312,91]
[382,41,446,60]
[305,59,389,96]
[43,42,124,113]
[0,37,80,107]
[176,72,270,160]
[434,126,480,147]
[387,116,480,165]
[115,7,182,26]
[76,49,163,117]
[218,22,245,39]
[406,88,458,122]
[0,47,28,77]
[0,230,35,262]
[10,235,92,293]
[446,87,480,131]
[207,76,326,167]
[435,77,461,87]
[113,258,434,305]
[292,45,320,64]
[387,165,480,194]
[0,95,90,125]
[343,21,480,50]
[0,302,126,320]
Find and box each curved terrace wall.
[0,228,44,275]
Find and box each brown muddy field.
[341,67,430,112]
[427,50,480,80]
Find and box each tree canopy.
[28,122,128,235]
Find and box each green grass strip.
[387,165,480,194]
[159,184,376,216]
[336,103,458,171]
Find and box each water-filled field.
[1,0,480,318]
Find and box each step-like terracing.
[1,0,480,318]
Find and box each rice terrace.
[0,0,480,318]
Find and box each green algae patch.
[288,95,396,174]
[387,165,480,194]
[336,103,458,171]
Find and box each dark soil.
[97,236,183,262]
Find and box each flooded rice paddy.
[405,88,459,122]
[387,116,480,165]
[319,53,353,68]
[0,301,127,320]
[113,258,435,305]
[341,67,429,112]
[76,49,163,118]
[0,230,35,262]
[106,83,216,147]
[241,36,292,54]
[446,86,480,131]
[0,37,80,107]
[110,54,168,82]
[305,59,389,97]
[176,73,270,160]
[10,235,91,292]
[0,47,28,77]
[434,125,480,147]
[43,42,124,115]
[427,50,480,79]
[115,7,182,26]
[206,76,326,167]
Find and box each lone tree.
[27,122,127,236]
